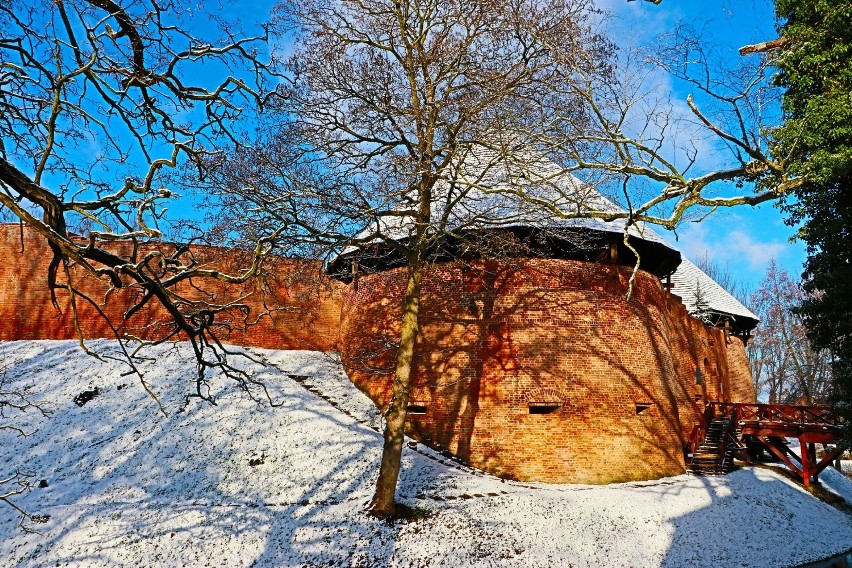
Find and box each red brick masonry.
[0,225,342,351]
[339,259,754,483]
[0,226,754,484]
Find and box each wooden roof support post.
[609,235,620,280]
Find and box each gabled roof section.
[327,148,681,277]
[340,149,675,248]
[668,256,759,333]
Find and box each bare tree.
[749,260,832,404]
[0,356,50,531]
[0,1,284,405]
[0,0,284,526]
[205,0,618,518]
[204,0,801,518]
[542,20,798,226]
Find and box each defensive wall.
[338,259,754,484]
[0,225,342,351]
[0,225,754,484]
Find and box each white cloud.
[726,229,787,270]
[674,222,787,274]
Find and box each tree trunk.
[369,262,423,518]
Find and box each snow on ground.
[780,441,852,505]
[1,340,851,568]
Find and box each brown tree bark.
[369,260,423,518]
[739,37,789,56]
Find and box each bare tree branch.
[739,37,790,56]
[0,0,284,409]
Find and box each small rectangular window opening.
[406,404,427,415]
[635,403,653,415]
[695,368,702,385]
[529,403,561,415]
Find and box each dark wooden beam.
[801,441,813,488]
[759,436,803,481]
[778,438,802,465]
[812,447,844,480]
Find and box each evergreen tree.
[774,1,852,432]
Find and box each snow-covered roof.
[668,256,759,327]
[336,148,674,253]
[330,147,757,330]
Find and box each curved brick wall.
[0,225,755,484]
[339,259,755,484]
[0,225,342,351]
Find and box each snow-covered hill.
[1,340,851,567]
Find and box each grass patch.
[391,503,434,524]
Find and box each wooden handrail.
[719,404,740,466]
[687,403,715,455]
[703,401,842,427]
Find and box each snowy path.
[1,340,851,567]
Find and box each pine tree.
[774,1,852,433]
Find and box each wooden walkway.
[687,402,845,487]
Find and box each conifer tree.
[773,0,852,434]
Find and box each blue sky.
[599,0,805,288]
[162,0,800,290]
[11,0,799,292]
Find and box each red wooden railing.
[687,403,715,456]
[720,404,740,461]
[687,401,844,485]
[707,402,843,428]
[686,402,841,460]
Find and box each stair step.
[688,410,739,476]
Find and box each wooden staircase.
[686,401,844,487]
[689,416,737,475]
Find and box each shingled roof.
[328,148,758,332]
[667,256,758,333]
